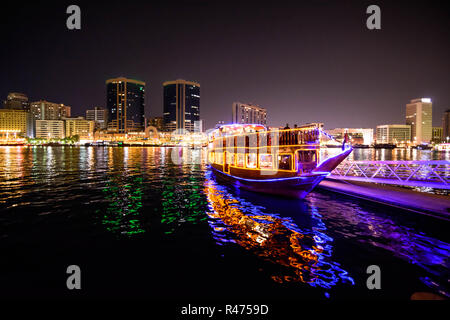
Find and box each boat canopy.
[210,124,267,139]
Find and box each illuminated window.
[237,154,245,167]
[259,154,273,169]
[278,154,292,170]
[209,152,215,163]
[298,150,317,163]
[226,152,235,165]
[215,152,223,165]
[246,153,257,168]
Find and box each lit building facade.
[64,117,95,139]
[194,119,205,133]
[406,98,432,144]
[30,100,71,120]
[106,77,145,133]
[326,128,374,145]
[443,109,450,141]
[232,102,267,125]
[0,109,34,138]
[35,120,65,139]
[86,107,108,130]
[376,124,411,144]
[3,92,30,111]
[163,79,200,132]
[432,127,443,143]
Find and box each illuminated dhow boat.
[207,124,352,198]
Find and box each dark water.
[0,146,449,300]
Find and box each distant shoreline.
[0,144,205,148]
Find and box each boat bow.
[313,147,352,173]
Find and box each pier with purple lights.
[319,160,450,219]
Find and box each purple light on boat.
[208,165,328,182]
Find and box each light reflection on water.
[0,146,449,298]
[306,193,450,297]
[204,171,355,289]
[205,169,450,296]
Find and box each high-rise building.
[86,107,108,130]
[163,79,200,132]
[3,92,30,111]
[64,117,95,139]
[147,116,164,132]
[35,120,65,139]
[30,100,71,120]
[432,127,443,143]
[406,98,432,144]
[106,77,145,133]
[232,102,267,125]
[442,109,450,141]
[0,109,34,138]
[376,124,411,144]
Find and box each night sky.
[1,0,449,129]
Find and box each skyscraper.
[3,92,29,111]
[406,98,432,144]
[443,109,450,141]
[232,102,267,125]
[106,77,145,133]
[163,79,200,132]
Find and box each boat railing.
[211,127,321,149]
[330,160,450,189]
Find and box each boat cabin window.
[226,152,235,165]
[278,154,292,170]
[297,150,317,163]
[237,153,245,167]
[236,135,245,151]
[209,152,215,163]
[215,152,223,165]
[259,154,273,169]
[226,136,235,148]
[246,153,257,168]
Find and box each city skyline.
[1,1,449,130]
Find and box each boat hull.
[210,165,328,199]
